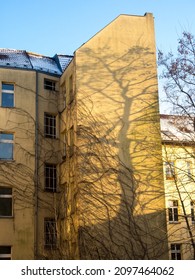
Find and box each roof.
[0,49,73,76]
[160,114,195,143]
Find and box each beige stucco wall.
[162,143,195,260]
[0,68,61,259]
[71,13,168,259]
[0,68,36,259]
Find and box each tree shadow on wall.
[68,42,169,260]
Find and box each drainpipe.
[34,71,39,259]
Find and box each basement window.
[0,246,11,260]
[0,188,12,217]
[44,79,56,91]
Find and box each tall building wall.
[0,13,169,260]
[0,68,36,259]
[0,66,62,259]
[73,13,168,259]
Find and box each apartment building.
[161,114,195,260]
[0,13,168,259]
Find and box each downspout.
[34,71,39,259]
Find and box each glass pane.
[0,133,13,141]
[174,208,178,221]
[0,246,11,254]
[2,84,14,91]
[0,198,12,216]
[171,253,176,260]
[2,93,14,107]
[168,208,173,221]
[0,188,12,195]
[0,143,13,159]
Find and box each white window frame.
[170,244,181,260]
[168,200,179,222]
[44,113,56,139]
[165,161,175,180]
[45,163,57,192]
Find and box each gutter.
[34,71,39,259]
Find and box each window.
[62,82,66,108]
[191,201,195,223]
[186,161,192,177]
[0,246,11,260]
[44,113,56,139]
[170,244,181,260]
[0,133,14,160]
[165,161,175,180]
[44,79,56,91]
[44,218,57,249]
[69,126,74,157]
[168,200,178,222]
[45,164,57,192]
[69,75,74,104]
[62,132,66,160]
[0,188,12,217]
[1,83,14,107]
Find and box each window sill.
[44,189,58,193]
[44,136,58,140]
[0,159,15,162]
[0,216,14,219]
[168,221,180,224]
[0,106,15,109]
[44,245,57,250]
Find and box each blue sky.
[1,0,195,113]
[1,0,195,56]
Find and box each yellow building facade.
[161,115,195,260]
[0,13,168,259]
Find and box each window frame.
[69,75,74,104]
[0,187,12,217]
[165,161,175,180]
[0,246,12,260]
[191,201,195,223]
[170,244,181,260]
[186,161,192,177]
[0,132,14,160]
[44,113,56,139]
[69,126,74,157]
[44,218,57,249]
[168,200,179,223]
[44,79,56,91]
[62,131,66,160]
[1,82,14,108]
[44,163,57,192]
